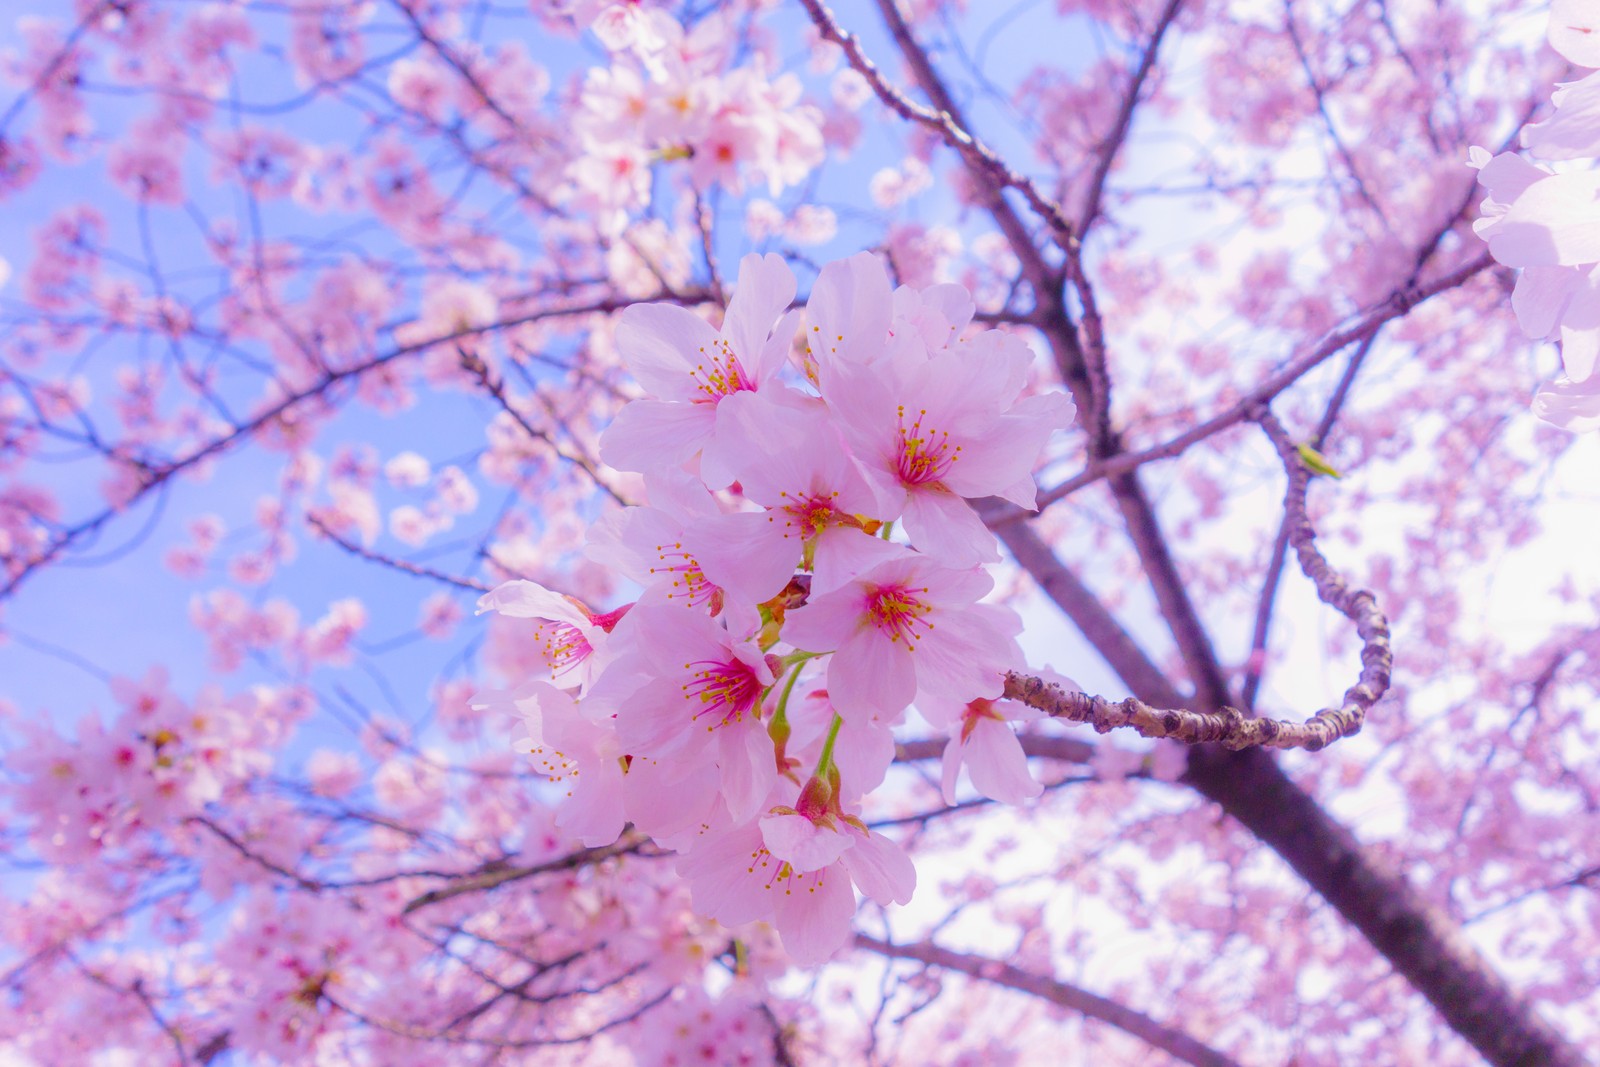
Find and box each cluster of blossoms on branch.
[477,252,1074,963]
[1473,0,1600,431]
[567,6,825,233]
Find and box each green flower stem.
[815,713,844,778]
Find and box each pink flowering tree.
[0,1,1595,1064]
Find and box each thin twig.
[1022,252,1493,512]
[307,514,491,592]
[1078,0,1186,232]
[457,347,630,507]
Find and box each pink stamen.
[689,337,754,403]
[649,542,718,608]
[681,658,763,729]
[539,621,592,677]
[894,405,961,486]
[866,583,933,648]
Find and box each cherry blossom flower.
[941,697,1044,806]
[679,809,913,966]
[600,252,803,487]
[689,392,902,602]
[476,579,631,692]
[1472,148,1600,389]
[782,550,1022,721]
[595,607,777,823]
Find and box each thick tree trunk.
[1184,745,1587,1067]
[998,520,1589,1067]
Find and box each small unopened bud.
[796,774,832,820]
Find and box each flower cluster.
[1472,0,1600,431]
[565,10,825,233]
[477,252,1074,963]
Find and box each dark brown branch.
[1242,331,1378,710]
[895,735,1096,766]
[1180,743,1587,1067]
[798,0,1074,287]
[856,935,1242,1067]
[858,0,1119,450]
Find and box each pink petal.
[963,718,1043,805]
[899,488,1001,565]
[806,252,893,373]
[760,811,852,873]
[717,718,777,825]
[829,630,917,719]
[1551,0,1600,67]
[624,758,721,848]
[940,736,964,805]
[687,510,800,605]
[558,764,628,846]
[722,253,797,383]
[1490,171,1600,268]
[782,581,871,653]
[678,822,773,927]
[1533,374,1600,432]
[772,863,857,965]
[599,398,713,474]
[475,580,589,626]
[809,527,905,592]
[840,831,916,906]
[1511,265,1582,339]
[616,302,722,401]
[1524,71,1600,160]
[1473,151,1550,206]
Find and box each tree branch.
[1078,0,1186,232]
[856,934,1242,1067]
[402,834,650,914]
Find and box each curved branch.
[856,934,1242,1067]
[1002,404,1391,753]
[306,514,492,592]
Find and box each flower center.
[745,843,829,895]
[690,337,754,403]
[649,542,717,608]
[538,622,592,677]
[525,742,578,785]
[866,583,933,648]
[682,659,763,729]
[780,489,843,538]
[894,405,960,486]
